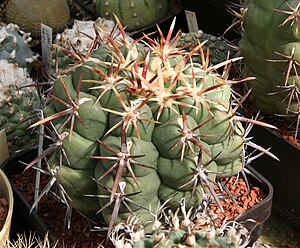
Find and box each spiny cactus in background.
[27,17,273,241]
[239,0,300,134]
[95,0,169,31]
[178,31,234,65]
[0,24,40,153]
[5,0,70,37]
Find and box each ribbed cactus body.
[43,22,246,228]
[100,135,159,176]
[239,0,300,117]
[157,151,216,190]
[96,163,161,212]
[56,162,101,212]
[95,0,169,31]
[152,115,201,160]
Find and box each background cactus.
[4,0,70,37]
[0,23,40,153]
[239,0,300,130]
[0,23,36,68]
[178,31,234,65]
[95,0,169,31]
[54,18,119,55]
[28,18,267,241]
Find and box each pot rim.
[0,168,14,245]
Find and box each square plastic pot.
[1,147,273,246]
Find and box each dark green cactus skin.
[45,26,245,227]
[239,0,300,117]
[95,0,169,31]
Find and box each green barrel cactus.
[31,18,248,236]
[95,0,169,31]
[239,0,300,124]
[0,24,40,153]
[5,0,70,37]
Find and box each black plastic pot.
[235,166,273,244]
[248,125,300,229]
[1,148,273,246]
[180,0,241,41]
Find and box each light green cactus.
[108,199,256,248]
[28,18,264,241]
[239,0,300,131]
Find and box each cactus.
[178,31,234,65]
[95,0,169,31]
[53,17,132,72]
[54,18,120,55]
[0,23,37,69]
[28,17,271,241]
[5,0,70,37]
[109,199,255,248]
[239,0,300,132]
[0,24,40,153]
